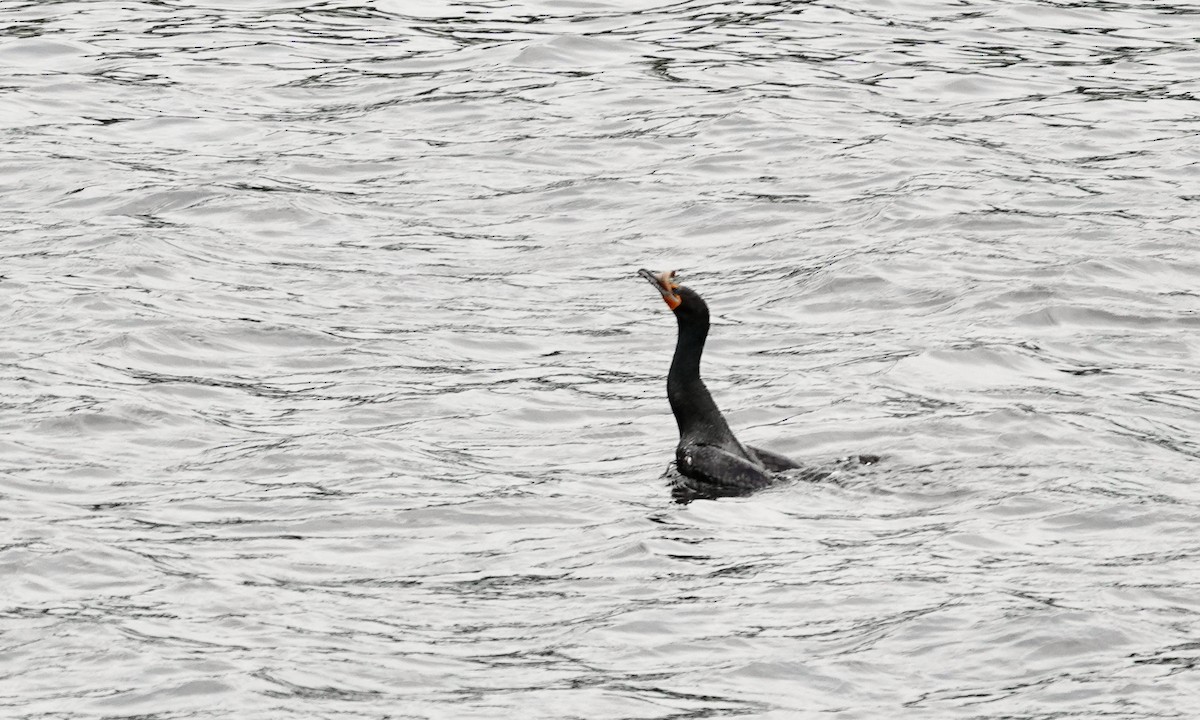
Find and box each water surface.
[3,1,1199,718]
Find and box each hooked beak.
[638,268,682,310]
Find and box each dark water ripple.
[3,0,1199,718]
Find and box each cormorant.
[639,268,809,501]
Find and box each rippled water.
[4,0,1200,717]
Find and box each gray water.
[3,1,1199,717]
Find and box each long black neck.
[667,301,738,447]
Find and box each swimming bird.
[639,268,806,501]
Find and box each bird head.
[638,268,682,310]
